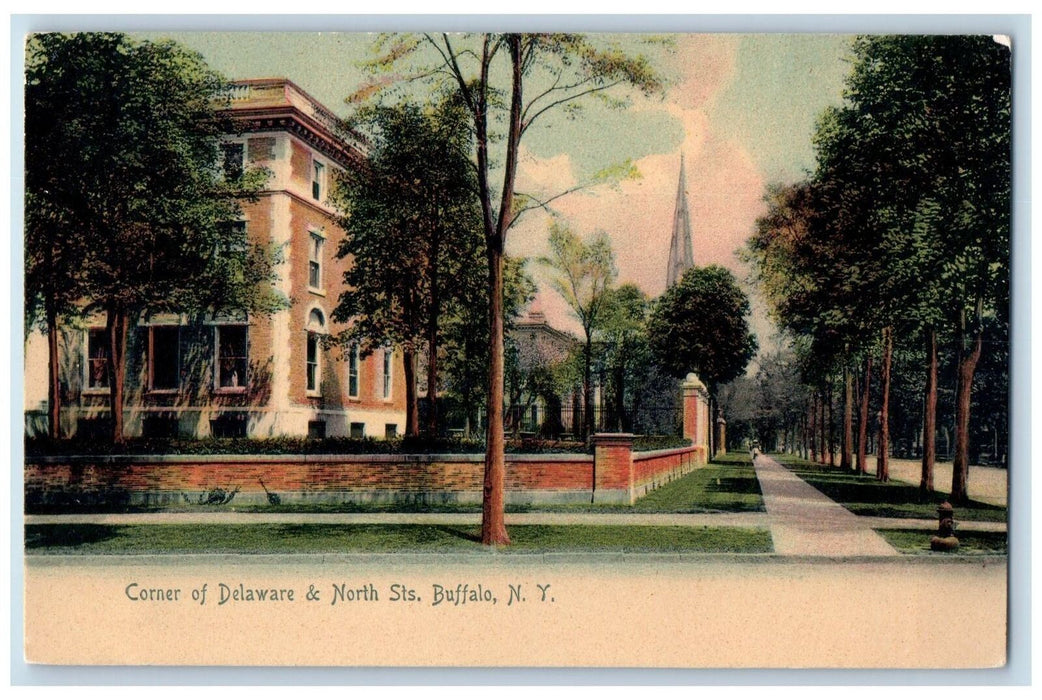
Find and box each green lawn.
[628,456,764,513]
[25,523,772,555]
[770,454,1007,522]
[875,528,1007,555]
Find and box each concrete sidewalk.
[752,453,899,556]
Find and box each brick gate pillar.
[682,373,708,445]
[592,433,635,505]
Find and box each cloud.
[515,145,578,197]
[506,35,772,343]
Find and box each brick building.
[505,309,581,436]
[24,78,407,439]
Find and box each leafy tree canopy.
[648,265,758,390]
[25,32,280,320]
[331,100,483,355]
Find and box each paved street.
[885,457,1008,507]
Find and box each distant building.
[505,309,581,437]
[24,78,407,439]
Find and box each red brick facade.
[23,78,407,440]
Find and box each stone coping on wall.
[26,452,594,466]
[631,445,701,461]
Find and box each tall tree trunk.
[426,199,442,438]
[920,328,938,496]
[425,309,439,438]
[808,396,817,463]
[482,244,508,544]
[582,339,594,439]
[841,363,853,471]
[826,381,835,468]
[710,394,719,458]
[857,355,872,475]
[478,35,523,546]
[951,324,983,505]
[802,412,809,459]
[403,347,419,437]
[613,362,626,432]
[877,326,893,482]
[818,390,826,464]
[105,307,128,444]
[47,305,61,439]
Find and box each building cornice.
[228,108,364,171]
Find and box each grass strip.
[769,454,1006,522]
[25,523,772,555]
[875,528,1007,555]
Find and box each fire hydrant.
[930,501,960,552]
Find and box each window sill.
[214,387,247,395]
[306,391,322,398]
[308,287,326,297]
[147,389,179,395]
[82,388,110,395]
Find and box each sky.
[148,31,854,354]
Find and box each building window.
[382,347,393,400]
[308,420,326,440]
[218,220,248,254]
[308,231,324,290]
[221,142,245,181]
[385,424,398,440]
[347,343,360,398]
[306,334,320,394]
[312,160,325,201]
[142,416,179,438]
[306,308,325,396]
[149,326,180,391]
[211,413,247,438]
[86,329,109,390]
[216,325,248,391]
[350,422,365,439]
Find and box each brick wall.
[25,441,707,509]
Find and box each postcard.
[18,25,1016,672]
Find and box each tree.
[24,33,281,443]
[24,161,90,439]
[818,36,1011,498]
[440,256,537,439]
[747,36,1010,498]
[744,180,866,471]
[648,265,758,456]
[539,221,617,439]
[599,284,651,433]
[330,101,484,437]
[362,33,663,544]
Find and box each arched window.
[306,308,326,395]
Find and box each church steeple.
[666,154,694,288]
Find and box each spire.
[666,153,695,288]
